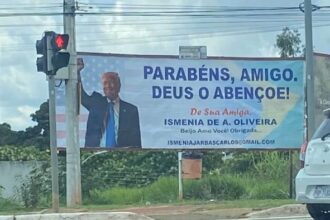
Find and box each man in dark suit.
[77,58,141,148]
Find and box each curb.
[0,212,154,220]
[246,204,308,218]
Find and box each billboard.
[56,53,304,149]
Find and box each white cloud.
[18,105,35,116]
[0,1,59,130]
[0,105,37,131]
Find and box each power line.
[2,13,330,27]
[1,16,329,38]
[77,2,330,12]
[0,2,329,14]
[0,2,328,53]
[0,6,61,10]
[76,23,328,48]
[3,22,329,53]
[0,5,329,17]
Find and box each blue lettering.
[270,68,281,81]
[241,68,249,81]
[144,66,153,79]
[187,68,197,80]
[164,67,175,80]
[221,68,230,81]
[176,68,186,80]
[163,86,172,99]
[282,68,293,81]
[152,86,162,98]
[154,67,163,80]
[185,87,194,99]
[241,68,295,82]
[199,65,208,81]
[199,87,209,99]
[213,87,224,99]
[251,68,264,81]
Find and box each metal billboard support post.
[178,152,183,200]
[177,46,207,200]
[48,75,60,212]
[289,150,293,199]
[63,0,81,206]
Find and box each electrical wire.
[2,20,330,52]
[0,2,329,53]
[0,3,329,19]
[2,22,329,53]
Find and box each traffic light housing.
[35,31,70,75]
[50,33,70,74]
[36,34,49,74]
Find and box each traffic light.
[50,33,70,74]
[35,31,70,75]
[36,34,49,74]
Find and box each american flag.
[55,54,126,148]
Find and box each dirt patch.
[35,203,308,220]
[117,203,309,220]
[246,204,308,218]
[117,205,200,216]
[116,204,253,220]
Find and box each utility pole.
[48,75,59,212]
[304,0,314,141]
[63,0,81,206]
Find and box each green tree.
[23,101,50,148]
[0,101,49,148]
[0,123,16,146]
[275,27,303,58]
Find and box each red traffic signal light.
[50,33,70,74]
[35,31,70,75]
[52,34,69,50]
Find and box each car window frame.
[312,118,330,140]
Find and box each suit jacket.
[81,89,141,148]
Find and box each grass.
[88,187,145,205]
[193,199,297,210]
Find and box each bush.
[249,182,289,199]
[143,176,178,203]
[184,179,211,200]
[15,161,54,208]
[0,185,21,211]
[87,175,250,205]
[81,151,178,196]
[184,175,246,200]
[88,177,178,205]
[0,146,49,161]
[89,188,144,205]
[220,152,254,174]
[252,152,291,180]
[0,197,21,211]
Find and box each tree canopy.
[275,27,303,58]
[0,101,49,148]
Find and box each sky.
[0,0,330,131]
